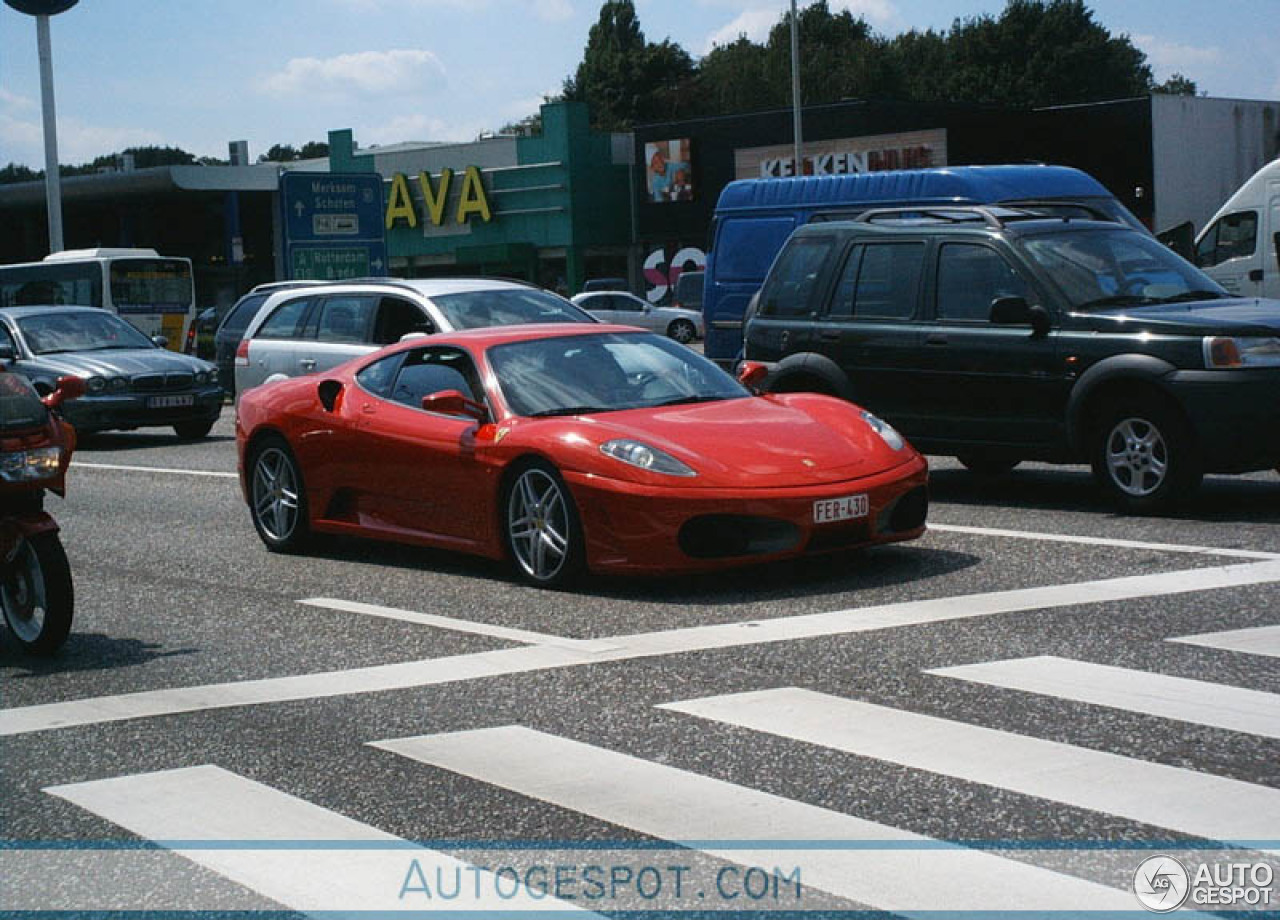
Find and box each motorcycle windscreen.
[0,372,49,433]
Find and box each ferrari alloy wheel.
[505,461,584,588]
[668,319,697,345]
[249,438,310,552]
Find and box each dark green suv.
[744,207,1280,511]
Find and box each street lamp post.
[790,0,803,177]
[4,0,79,254]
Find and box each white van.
[1194,158,1280,299]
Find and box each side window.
[389,347,483,410]
[255,297,311,339]
[315,296,377,344]
[355,353,403,398]
[1197,212,1258,267]
[373,298,433,345]
[758,237,836,318]
[613,295,643,313]
[220,294,267,338]
[829,242,925,319]
[936,244,1032,323]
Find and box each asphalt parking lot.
[2,412,1278,915]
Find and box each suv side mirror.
[421,389,487,422]
[151,335,169,349]
[990,297,1051,337]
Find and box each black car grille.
[131,372,194,392]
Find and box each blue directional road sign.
[280,173,387,280]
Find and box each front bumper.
[61,387,224,434]
[566,455,929,575]
[1167,369,1280,472]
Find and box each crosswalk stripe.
[370,725,1135,912]
[926,656,1280,740]
[659,688,1280,844]
[1169,623,1280,659]
[46,764,597,915]
[8,558,1280,737]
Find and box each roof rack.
[852,205,1037,228]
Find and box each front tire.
[1,532,73,655]
[1090,399,1201,513]
[502,460,585,588]
[956,453,1021,476]
[174,419,215,440]
[248,436,311,552]
[667,319,697,344]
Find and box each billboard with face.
[645,139,694,203]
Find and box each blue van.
[702,165,1144,363]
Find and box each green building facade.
[328,101,633,294]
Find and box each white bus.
[0,248,196,351]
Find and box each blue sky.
[1,0,1277,169]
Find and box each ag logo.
[1134,855,1190,912]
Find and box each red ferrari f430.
[236,324,928,586]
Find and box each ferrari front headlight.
[600,439,696,477]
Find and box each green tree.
[259,144,300,163]
[1152,73,1198,96]
[0,162,40,184]
[940,0,1152,106]
[694,36,775,116]
[763,2,895,105]
[299,141,330,159]
[563,0,693,130]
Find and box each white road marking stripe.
[1169,624,1280,659]
[300,597,619,652]
[370,726,1135,912]
[929,522,1280,560]
[72,461,238,479]
[46,764,596,915]
[659,687,1280,843]
[927,656,1280,740]
[6,559,1280,736]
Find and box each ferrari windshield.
[489,331,749,418]
[1019,228,1228,310]
[18,310,154,355]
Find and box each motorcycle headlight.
[85,376,106,394]
[861,410,906,450]
[600,439,696,477]
[1204,336,1280,368]
[0,446,62,482]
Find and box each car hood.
[18,348,212,379]
[1075,297,1280,336]
[533,394,911,487]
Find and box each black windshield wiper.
[650,394,733,408]
[1157,289,1231,303]
[528,405,612,418]
[1073,295,1159,310]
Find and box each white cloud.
[0,87,37,112]
[1,109,161,169]
[366,112,491,144]
[703,8,778,54]
[701,0,901,55]
[260,49,447,99]
[531,0,573,21]
[1131,33,1222,81]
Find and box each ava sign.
[3,1,79,14]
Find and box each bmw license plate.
[813,493,868,524]
[148,394,194,409]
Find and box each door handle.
[1248,269,1264,283]
[299,358,317,370]
[817,330,841,342]
[925,333,949,346]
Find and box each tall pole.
[36,13,64,252]
[790,0,803,177]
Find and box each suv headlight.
[0,446,62,482]
[1204,336,1280,368]
[600,439,696,477]
[861,410,906,450]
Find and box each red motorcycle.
[1,369,83,655]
